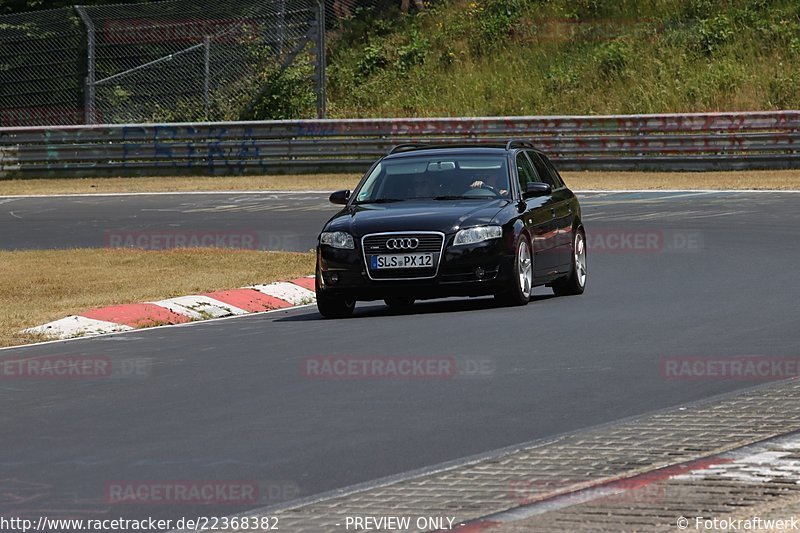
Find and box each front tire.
[315,266,355,318]
[552,228,587,296]
[495,235,532,307]
[316,291,356,318]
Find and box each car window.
[516,152,539,193]
[355,154,511,202]
[528,151,559,189]
[538,152,566,189]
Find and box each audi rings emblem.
[386,237,419,250]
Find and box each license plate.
[371,253,434,269]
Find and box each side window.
[539,153,566,189]
[516,152,539,194]
[528,151,558,189]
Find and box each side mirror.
[523,182,552,199]
[329,189,351,205]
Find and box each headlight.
[320,231,355,249]
[453,225,503,245]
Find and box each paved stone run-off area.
[192,377,800,532]
[487,431,800,532]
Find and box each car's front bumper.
[317,236,515,301]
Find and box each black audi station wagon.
[315,141,586,318]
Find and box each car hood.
[324,199,508,236]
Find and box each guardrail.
[1,111,799,178]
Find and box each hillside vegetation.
[324,0,800,117]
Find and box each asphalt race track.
[2,190,800,524]
[0,192,334,251]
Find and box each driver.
[410,173,437,198]
[470,172,508,196]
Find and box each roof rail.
[505,139,535,150]
[387,140,534,155]
[387,143,427,155]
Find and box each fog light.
[329,273,340,284]
[475,267,485,279]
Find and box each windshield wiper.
[354,198,406,204]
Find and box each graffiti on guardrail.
[0,146,19,178]
[121,124,264,171]
[1,112,798,176]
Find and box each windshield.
[355,154,511,202]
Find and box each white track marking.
[248,282,316,305]
[674,434,800,484]
[22,316,133,339]
[149,295,248,319]
[4,303,316,352]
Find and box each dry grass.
[0,174,362,196]
[1,170,799,196]
[0,248,315,348]
[562,170,800,190]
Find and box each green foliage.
[595,39,630,78]
[695,14,735,55]
[326,0,800,117]
[473,0,523,49]
[148,98,207,123]
[768,70,799,109]
[356,43,390,80]
[241,64,316,121]
[397,30,429,71]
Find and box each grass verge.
[1,170,799,196]
[563,170,800,190]
[0,175,362,196]
[325,0,800,117]
[0,248,315,348]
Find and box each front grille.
[362,232,445,280]
[362,234,443,254]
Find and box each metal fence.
[0,0,326,127]
[1,111,798,178]
[0,7,85,126]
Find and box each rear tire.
[384,297,415,312]
[552,228,587,296]
[495,235,532,307]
